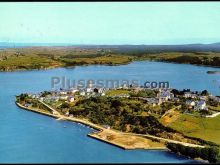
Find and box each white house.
[68,96,75,103]
[215,97,220,102]
[80,91,86,96]
[59,95,68,100]
[186,100,196,108]
[31,94,40,99]
[39,97,44,102]
[209,95,220,102]
[184,92,192,98]
[94,88,105,95]
[195,100,207,110]
[158,91,173,101]
[147,98,162,107]
[60,91,68,95]
[86,87,93,93]
[199,96,207,101]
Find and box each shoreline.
[15,102,103,131]
[2,58,220,72]
[0,62,131,72]
[154,59,220,68]
[15,101,167,150]
[15,101,210,163]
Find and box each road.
[122,132,205,148]
[206,112,220,118]
[38,100,61,116]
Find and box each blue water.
[1,61,219,163]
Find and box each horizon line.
[0,41,220,46]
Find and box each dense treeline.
[69,96,174,134]
[167,143,220,163]
[63,53,105,59]
[183,135,220,147]
[161,55,220,67]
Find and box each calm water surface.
[1,61,219,163]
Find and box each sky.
[0,2,220,45]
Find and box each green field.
[208,105,220,111]
[168,113,220,145]
[105,89,131,96]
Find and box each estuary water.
[0,61,219,163]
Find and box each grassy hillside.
[162,113,220,145]
[0,55,61,71]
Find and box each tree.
[111,99,122,108]
[19,93,28,101]
[93,88,99,93]
[60,102,70,109]
[41,91,51,97]
[201,90,209,96]
[206,146,220,163]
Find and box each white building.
[39,97,44,102]
[199,96,207,101]
[209,95,220,102]
[195,100,207,110]
[68,97,75,103]
[147,98,162,107]
[186,100,196,108]
[94,88,105,95]
[59,95,68,100]
[184,92,192,98]
[69,88,79,94]
[80,91,86,96]
[60,91,68,95]
[86,87,93,93]
[158,90,174,102]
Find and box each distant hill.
[79,43,220,53]
[1,42,220,53]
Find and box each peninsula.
[16,86,220,163]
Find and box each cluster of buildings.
[185,100,207,110]
[29,87,107,104]
[79,87,106,97]
[184,92,208,110]
[28,84,220,114]
[144,89,178,107]
[184,91,220,111]
[138,88,219,112]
